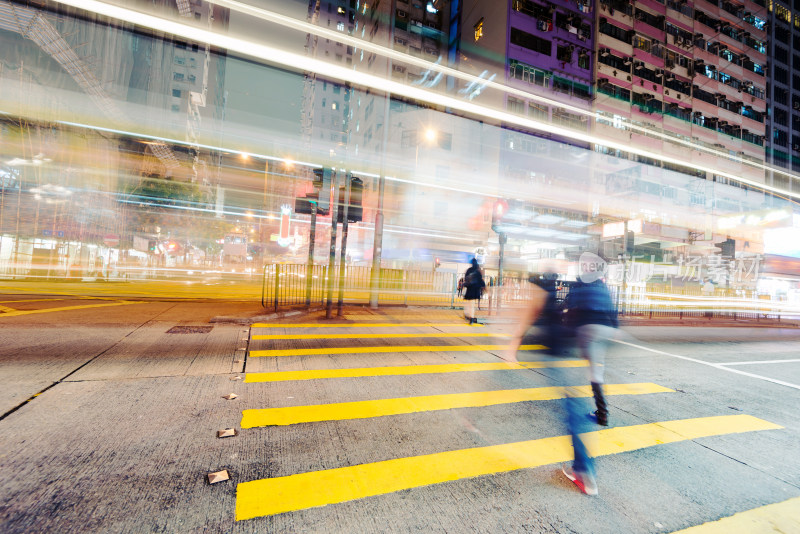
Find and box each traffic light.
[434,257,441,269]
[312,167,332,211]
[491,199,508,232]
[336,176,363,223]
[715,238,735,257]
[294,193,318,215]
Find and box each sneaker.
[562,465,598,496]
[589,411,609,426]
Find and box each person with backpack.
[505,269,599,495]
[565,263,619,427]
[462,258,485,324]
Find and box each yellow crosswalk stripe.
[668,496,800,533]
[244,360,589,383]
[249,344,544,357]
[235,414,782,520]
[240,382,672,428]
[0,300,144,318]
[250,323,485,328]
[252,332,510,340]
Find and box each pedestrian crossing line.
[252,332,511,340]
[235,414,782,521]
[244,360,590,383]
[250,323,485,328]
[249,344,545,358]
[240,382,673,428]
[668,496,800,533]
[0,300,145,318]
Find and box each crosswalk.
[229,317,788,528]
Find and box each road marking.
[614,339,800,392]
[249,344,545,357]
[235,414,782,520]
[0,298,72,304]
[252,332,511,340]
[0,300,145,317]
[720,359,800,366]
[244,360,590,382]
[251,323,485,328]
[240,383,673,428]
[669,496,800,533]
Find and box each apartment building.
[765,0,800,188]
[593,0,768,186]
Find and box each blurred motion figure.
[564,266,618,427]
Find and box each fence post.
[274,263,280,312]
[403,270,408,306]
[261,264,267,308]
[450,272,456,309]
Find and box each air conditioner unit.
[627,75,632,81]
[665,89,670,95]
[793,102,800,110]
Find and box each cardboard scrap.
[222,393,238,400]
[217,428,238,438]
[229,376,243,381]
[207,470,230,484]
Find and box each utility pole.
[325,170,340,318]
[337,173,352,316]
[370,9,395,309]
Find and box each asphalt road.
[0,293,798,533]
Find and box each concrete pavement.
[1,298,799,533]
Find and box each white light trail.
[205,0,781,177]
[51,0,800,202]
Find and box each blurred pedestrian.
[506,271,598,496]
[457,276,464,297]
[565,263,618,427]
[462,258,485,324]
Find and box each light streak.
[204,0,781,177]
[50,0,800,201]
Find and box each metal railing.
[261,264,792,321]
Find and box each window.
[633,35,652,54]
[775,46,789,65]
[775,108,789,126]
[529,103,548,120]
[174,57,185,65]
[773,128,788,147]
[331,102,339,110]
[337,21,345,31]
[774,88,788,105]
[775,67,789,85]
[578,51,590,70]
[171,104,180,112]
[507,97,525,114]
[337,6,346,14]
[187,74,196,83]
[509,59,552,87]
[474,18,484,41]
[557,45,573,62]
[510,27,551,55]
[172,89,181,98]
[173,72,184,81]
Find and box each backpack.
[465,270,480,287]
